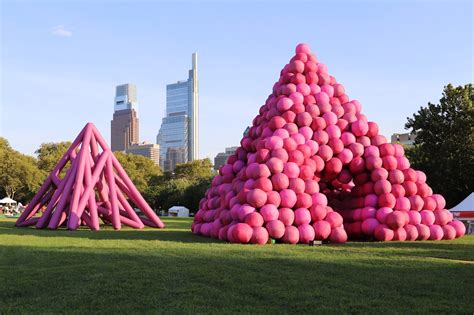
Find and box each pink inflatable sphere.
[246,189,268,208]
[325,211,343,228]
[393,227,407,241]
[329,227,348,243]
[449,220,466,238]
[374,224,394,241]
[405,224,419,241]
[298,224,315,243]
[232,223,253,244]
[386,211,406,230]
[416,224,430,241]
[294,208,311,226]
[280,189,297,208]
[282,225,299,244]
[434,209,450,225]
[250,226,269,245]
[442,224,456,240]
[313,220,331,240]
[429,225,444,241]
[260,204,279,222]
[361,218,379,235]
[278,207,295,226]
[376,207,393,224]
[420,210,435,225]
[266,220,285,239]
[244,212,264,227]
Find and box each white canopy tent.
[0,197,17,204]
[449,192,474,221]
[168,206,190,217]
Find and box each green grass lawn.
[1,217,473,313]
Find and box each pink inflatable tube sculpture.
[192,43,465,244]
[15,123,165,230]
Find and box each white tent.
[0,197,17,204]
[449,192,474,221]
[168,206,190,217]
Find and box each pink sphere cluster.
[191,43,466,244]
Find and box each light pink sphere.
[266,220,285,239]
[361,218,379,235]
[266,191,281,207]
[374,224,394,241]
[432,194,446,210]
[416,224,430,240]
[315,92,330,107]
[318,144,333,161]
[282,225,299,244]
[326,125,342,139]
[250,226,269,245]
[310,204,327,221]
[429,225,444,240]
[294,208,311,226]
[434,209,450,225]
[277,97,294,112]
[395,196,411,211]
[338,149,353,165]
[312,192,328,206]
[442,224,456,240]
[382,156,398,170]
[280,189,297,208]
[388,169,404,185]
[266,157,284,174]
[265,136,284,150]
[246,189,268,208]
[299,126,313,141]
[374,179,392,195]
[283,162,300,179]
[325,211,343,228]
[313,220,332,240]
[393,227,407,241]
[271,173,289,191]
[449,220,466,238]
[278,207,295,226]
[420,210,435,225]
[329,227,348,243]
[405,224,419,241]
[296,43,311,54]
[304,180,319,195]
[298,224,315,243]
[244,212,264,227]
[351,120,369,137]
[408,210,422,225]
[396,157,410,170]
[378,193,396,208]
[260,204,279,222]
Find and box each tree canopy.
[113,151,162,192]
[405,83,473,207]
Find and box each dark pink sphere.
[250,226,269,245]
[232,223,253,244]
[260,204,279,222]
[298,224,316,243]
[280,189,297,208]
[429,224,444,240]
[244,212,264,227]
[393,227,407,241]
[405,224,419,241]
[416,224,430,241]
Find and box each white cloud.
[51,25,72,37]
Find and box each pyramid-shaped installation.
[192,43,466,244]
[16,123,165,230]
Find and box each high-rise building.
[125,142,160,165]
[111,84,139,151]
[157,53,199,171]
[214,146,238,171]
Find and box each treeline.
[0,139,214,212]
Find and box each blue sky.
[1,0,472,161]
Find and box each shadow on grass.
[0,244,472,314]
[0,220,219,244]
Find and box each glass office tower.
[157,53,199,171]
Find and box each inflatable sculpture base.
[192,43,465,244]
[15,123,165,230]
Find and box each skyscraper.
[157,53,199,171]
[111,84,139,152]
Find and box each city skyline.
[1,1,472,161]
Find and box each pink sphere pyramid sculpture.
[16,123,165,230]
[192,43,466,244]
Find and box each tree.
[174,158,214,181]
[35,141,72,175]
[405,84,474,207]
[0,138,45,201]
[113,152,162,192]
